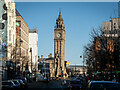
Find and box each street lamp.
[43,62,46,78]
[30,48,32,73]
[80,55,86,76]
[80,56,84,74]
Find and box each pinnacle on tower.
[56,11,64,29]
[57,11,63,21]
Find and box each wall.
[29,30,38,72]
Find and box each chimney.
[48,53,52,58]
[41,55,43,59]
[50,53,52,57]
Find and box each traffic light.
[0,3,7,29]
[2,3,7,20]
[0,23,5,29]
[3,4,7,10]
[2,13,7,20]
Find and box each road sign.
[66,62,70,66]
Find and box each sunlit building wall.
[5,0,16,61]
[29,29,38,72]
[16,9,29,72]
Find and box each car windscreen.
[70,81,81,84]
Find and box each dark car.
[17,79,25,88]
[76,77,83,82]
[49,77,53,81]
[16,77,28,88]
[2,81,17,89]
[53,77,56,80]
[16,77,27,83]
[43,77,49,82]
[21,79,28,88]
[88,81,120,90]
[12,80,21,88]
[68,80,83,89]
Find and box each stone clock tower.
[54,12,67,77]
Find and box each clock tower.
[54,12,67,77]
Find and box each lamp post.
[80,55,86,76]
[35,55,37,75]
[30,48,32,73]
[43,62,46,78]
[75,64,76,77]
[80,56,84,74]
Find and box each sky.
[15,2,118,65]
[15,0,119,2]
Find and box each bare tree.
[84,26,119,77]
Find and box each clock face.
[57,33,61,38]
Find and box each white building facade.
[5,0,16,61]
[0,0,16,80]
[29,29,38,73]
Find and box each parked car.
[16,77,28,88]
[17,79,25,88]
[2,80,17,89]
[17,77,27,83]
[50,77,53,81]
[12,80,21,88]
[36,75,44,82]
[88,81,120,90]
[53,77,56,80]
[56,77,61,80]
[43,77,49,82]
[76,77,83,81]
[68,80,83,89]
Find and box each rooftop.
[38,57,54,62]
[16,9,24,19]
[29,29,38,34]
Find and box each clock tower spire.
[54,12,67,77]
[55,11,65,29]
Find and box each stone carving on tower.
[54,12,67,77]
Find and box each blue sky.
[15,2,118,65]
[15,0,119,2]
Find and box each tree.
[84,26,119,75]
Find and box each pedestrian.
[62,80,64,85]
[64,80,66,85]
[112,75,116,82]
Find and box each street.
[28,80,69,89]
